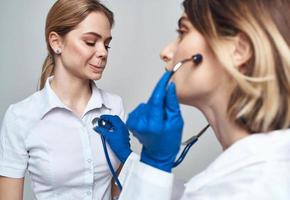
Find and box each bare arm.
[0,176,24,200]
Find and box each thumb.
[148,71,172,107]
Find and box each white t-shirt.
[0,77,125,200]
[118,129,290,200]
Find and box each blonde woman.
[0,0,123,199]
[96,0,290,199]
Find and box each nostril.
[161,54,169,62]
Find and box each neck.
[50,65,92,117]
[194,93,250,150]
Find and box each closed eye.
[176,28,186,39]
[85,42,96,47]
[105,45,111,50]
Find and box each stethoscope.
[92,53,210,192]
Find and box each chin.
[176,90,187,105]
[176,90,196,106]
[89,73,103,81]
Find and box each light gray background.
[0,0,222,199]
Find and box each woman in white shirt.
[96,0,290,199]
[0,0,124,199]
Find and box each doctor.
[95,0,290,199]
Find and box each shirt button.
[86,191,92,195]
[87,159,92,163]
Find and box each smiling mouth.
[89,64,105,69]
[89,64,105,73]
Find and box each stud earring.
[55,48,62,55]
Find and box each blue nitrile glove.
[94,115,132,164]
[126,71,184,172]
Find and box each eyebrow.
[83,32,112,41]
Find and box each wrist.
[119,148,132,164]
[140,150,174,172]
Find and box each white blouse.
[0,77,125,200]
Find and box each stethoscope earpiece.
[172,53,203,73]
[192,54,203,65]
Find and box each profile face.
[160,13,231,107]
[59,11,112,81]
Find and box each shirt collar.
[84,80,113,114]
[40,77,112,119]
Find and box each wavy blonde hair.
[38,0,114,90]
[183,0,290,133]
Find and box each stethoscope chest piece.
[92,117,114,131]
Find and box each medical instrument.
[172,54,203,72]
[173,124,210,167]
[92,53,207,191]
[92,117,123,191]
[93,116,210,183]
[169,53,210,167]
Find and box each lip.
[89,63,105,73]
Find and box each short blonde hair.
[183,0,290,133]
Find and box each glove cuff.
[140,149,176,172]
[119,149,132,164]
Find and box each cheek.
[173,33,207,64]
[172,55,226,105]
[63,42,94,66]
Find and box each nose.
[160,40,177,71]
[95,43,108,59]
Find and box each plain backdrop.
[0,0,222,199]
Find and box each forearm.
[0,176,24,200]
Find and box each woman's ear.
[232,33,252,73]
[48,32,63,55]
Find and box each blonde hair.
[183,0,290,133]
[39,0,114,90]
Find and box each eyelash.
[176,29,185,37]
[86,42,95,47]
[85,42,111,50]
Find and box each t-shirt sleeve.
[0,105,28,178]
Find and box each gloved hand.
[94,115,132,164]
[126,71,183,172]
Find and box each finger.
[148,71,173,108]
[127,103,146,123]
[94,115,117,130]
[99,114,123,129]
[165,82,181,119]
[126,103,147,132]
[94,126,111,138]
[99,114,118,122]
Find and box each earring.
[55,48,62,55]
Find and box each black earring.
[192,54,203,65]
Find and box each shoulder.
[185,132,290,199]
[4,90,46,127]
[185,162,289,199]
